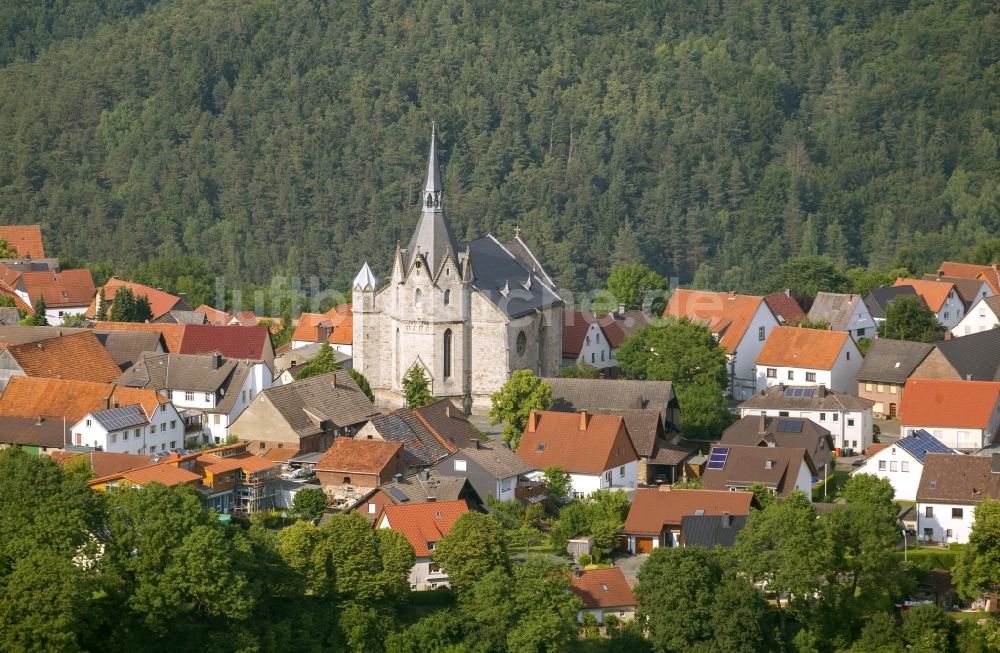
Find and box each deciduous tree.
[879,295,945,343]
[434,512,510,594]
[489,369,552,449]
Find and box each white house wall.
[850,446,922,501]
[952,299,999,337]
[731,305,780,400]
[739,406,872,451]
[916,502,975,544]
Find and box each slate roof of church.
[464,235,563,317]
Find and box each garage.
[634,537,655,554]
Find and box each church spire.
[423,123,443,212]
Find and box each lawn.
[891,544,965,570]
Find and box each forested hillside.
[0,0,997,294]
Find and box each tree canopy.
[879,295,946,343]
[489,369,552,449]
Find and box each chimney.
[330,373,336,388]
[527,411,539,433]
[104,396,113,410]
[394,473,403,482]
[966,374,972,381]
[35,415,42,426]
[727,291,736,300]
[757,415,767,435]
[473,439,480,449]
[819,384,826,397]
[445,406,451,419]
[423,469,430,481]
[426,496,436,502]
[721,512,731,529]
[212,352,222,370]
[579,411,589,431]
[572,566,582,578]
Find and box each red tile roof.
[87,279,186,320]
[900,378,1000,429]
[315,438,403,475]
[18,269,95,308]
[562,311,598,357]
[937,261,1000,295]
[379,499,468,557]
[5,331,122,383]
[763,292,806,325]
[178,324,271,361]
[517,411,638,474]
[756,326,850,369]
[663,290,764,353]
[570,567,636,610]
[600,311,649,349]
[0,377,166,422]
[0,225,45,258]
[623,488,753,535]
[893,278,955,312]
[197,304,232,326]
[91,461,202,488]
[291,304,353,346]
[91,322,186,353]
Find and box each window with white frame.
[878,460,886,471]
[806,372,816,382]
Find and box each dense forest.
[0,0,997,296]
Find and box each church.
[352,128,563,413]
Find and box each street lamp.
[901,528,908,562]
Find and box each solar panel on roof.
[776,419,803,433]
[707,447,729,470]
[386,486,409,502]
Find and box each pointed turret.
[407,124,460,276]
[353,262,379,292]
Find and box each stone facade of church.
[352,129,563,413]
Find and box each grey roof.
[424,124,442,193]
[90,404,148,432]
[262,371,379,436]
[381,470,472,504]
[921,274,988,306]
[459,440,535,480]
[894,429,959,463]
[93,330,164,370]
[405,127,458,275]
[681,514,747,548]
[621,408,664,458]
[117,352,239,393]
[214,363,253,415]
[544,378,678,426]
[466,235,563,317]
[864,286,919,320]
[0,325,87,345]
[369,410,454,468]
[721,415,833,470]
[856,339,934,384]
[152,310,206,325]
[352,262,379,292]
[0,415,68,448]
[740,384,875,412]
[934,328,1000,381]
[808,293,864,331]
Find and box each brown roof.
[457,440,535,480]
[937,261,1000,295]
[921,274,989,306]
[315,438,402,475]
[0,377,166,422]
[177,324,271,361]
[916,453,1000,504]
[53,450,149,477]
[562,311,598,357]
[379,499,469,557]
[5,331,122,382]
[106,463,201,488]
[721,415,832,470]
[18,269,95,308]
[0,415,68,448]
[756,326,850,369]
[91,322,186,353]
[763,292,806,325]
[0,225,45,258]
[600,311,650,349]
[700,444,813,497]
[739,384,874,412]
[517,411,638,474]
[88,279,188,320]
[900,378,1000,429]
[663,290,764,353]
[291,304,353,345]
[894,278,955,312]
[257,447,299,463]
[624,488,753,535]
[196,304,232,326]
[570,567,635,610]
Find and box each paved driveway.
[613,552,648,580]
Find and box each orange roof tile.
[570,567,635,610]
[18,269,95,308]
[900,378,1000,429]
[198,451,278,475]
[0,225,45,258]
[624,488,753,535]
[87,279,186,320]
[291,304,353,345]
[6,331,122,382]
[116,463,201,487]
[662,290,764,353]
[379,500,469,557]
[0,283,31,313]
[938,261,995,281]
[258,447,300,462]
[893,278,955,312]
[517,411,638,474]
[0,377,166,422]
[197,304,232,326]
[316,438,403,475]
[756,326,850,369]
[53,450,149,477]
[90,322,186,353]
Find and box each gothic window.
[444,329,453,379]
[415,288,422,307]
[444,289,450,306]
[516,331,527,356]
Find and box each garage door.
[635,537,654,554]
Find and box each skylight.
[600,584,609,591]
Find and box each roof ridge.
[412,408,457,454]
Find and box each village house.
[0,331,122,391]
[623,487,753,553]
[116,351,272,445]
[850,430,958,501]
[680,512,749,548]
[376,499,469,590]
[431,439,535,503]
[910,329,1000,383]
[291,304,354,356]
[900,378,1000,451]
[700,443,815,500]
[569,567,636,624]
[935,261,1000,295]
[807,292,876,340]
[739,384,874,452]
[600,309,650,369]
[87,279,191,322]
[348,470,485,525]
[88,322,276,371]
[922,273,993,313]
[916,453,1000,544]
[228,372,379,454]
[70,401,186,455]
[755,326,862,394]
[863,285,920,326]
[662,290,780,400]
[0,225,46,259]
[720,415,834,481]
[561,311,613,370]
[354,399,478,472]
[856,339,934,420]
[3,267,96,323]
[314,438,404,507]
[517,411,639,499]
[893,278,964,329]
[952,296,1000,336]
[0,415,72,456]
